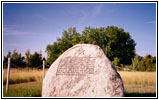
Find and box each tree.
[131,54,156,71]
[46,42,62,65]
[46,26,136,65]
[151,56,156,71]
[144,55,156,71]
[25,51,43,68]
[81,26,136,65]
[72,32,81,45]
[104,26,136,65]
[29,52,42,68]
[11,50,26,67]
[25,49,31,66]
[3,50,26,68]
[132,54,142,71]
[3,51,11,67]
[112,57,121,69]
[46,27,81,65]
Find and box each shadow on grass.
[125,93,156,97]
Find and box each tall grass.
[3,81,42,97]
[3,68,156,97]
[118,71,156,86]
[3,68,156,86]
[3,68,47,85]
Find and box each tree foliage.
[3,25,156,72]
[25,50,43,68]
[3,50,43,68]
[3,50,26,68]
[46,27,81,65]
[131,54,156,71]
[46,26,136,65]
[25,49,31,66]
[112,57,121,67]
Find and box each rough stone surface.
[42,44,124,97]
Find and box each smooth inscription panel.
[57,57,96,76]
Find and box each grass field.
[3,68,47,85]
[3,68,156,97]
[119,71,156,86]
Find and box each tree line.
[3,49,43,68]
[46,26,136,65]
[3,26,156,71]
[130,54,156,71]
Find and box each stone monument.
[42,44,124,97]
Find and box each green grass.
[3,81,156,97]
[3,82,42,97]
[3,68,156,97]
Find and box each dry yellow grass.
[118,71,156,86]
[3,68,48,85]
[118,71,156,95]
[3,68,156,86]
[3,68,156,97]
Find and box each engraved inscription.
[57,57,96,76]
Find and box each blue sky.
[3,3,156,57]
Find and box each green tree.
[138,59,146,71]
[3,51,12,67]
[25,50,43,68]
[25,49,31,67]
[151,56,156,71]
[46,26,136,65]
[112,57,121,67]
[46,27,81,65]
[81,26,136,65]
[112,57,122,70]
[144,55,156,71]
[3,50,26,68]
[12,50,26,67]
[131,54,156,71]
[72,32,81,45]
[29,52,43,68]
[132,54,142,71]
[46,42,62,65]
[104,26,136,65]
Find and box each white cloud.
[3,42,19,47]
[3,25,32,36]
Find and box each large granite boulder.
[42,44,124,97]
